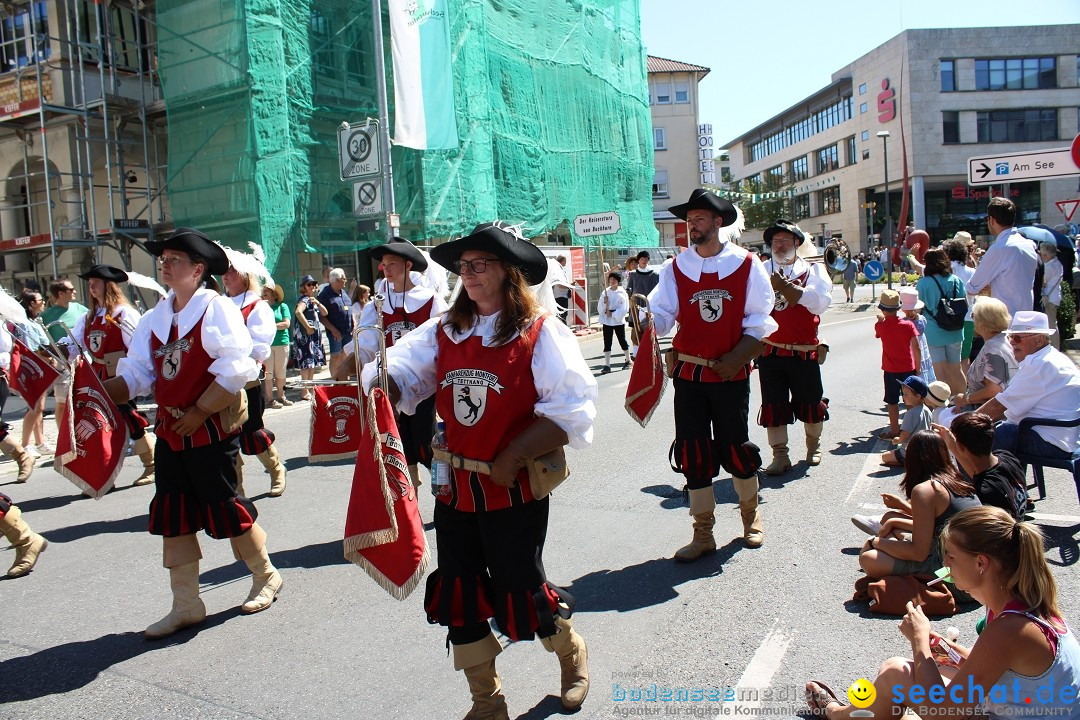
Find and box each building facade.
[725,26,1080,254]
[648,55,710,248]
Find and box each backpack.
[929,275,967,331]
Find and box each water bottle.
[430,421,451,497]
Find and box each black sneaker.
[600,366,611,374]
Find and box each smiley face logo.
[847,678,876,708]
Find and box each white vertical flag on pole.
[387,0,459,150]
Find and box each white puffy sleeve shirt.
[68,304,143,359]
[347,287,449,366]
[233,292,275,364]
[763,257,833,316]
[361,312,597,449]
[117,289,258,398]
[647,243,778,340]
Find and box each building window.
[975,57,1056,90]
[748,96,852,162]
[654,127,666,150]
[940,60,956,92]
[858,82,867,95]
[767,164,783,180]
[818,187,841,215]
[1,2,51,73]
[653,169,669,198]
[861,130,869,141]
[790,156,808,182]
[976,109,1057,143]
[721,167,731,183]
[859,102,867,114]
[942,111,960,144]
[862,149,870,160]
[816,145,839,174]
[846,136,857,165]
[654,82,671,104]
[674,82,689,103]
[794,194,810,220]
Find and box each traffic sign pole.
[370,0,395,242]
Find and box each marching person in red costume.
[104,228,282,639]
[649,189,777,560]
[69,265,155,486]
[361,223,597,719]
[222,256,287,497]
[335,238,448,489]
[757,220,833,475]
[0,323,36,483]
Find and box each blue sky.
[638,0,1080,148]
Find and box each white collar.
[673,242,748,282]
[765,256,809,277]
[230,290,259,309]
[440,311,543,346]
[150,288,216,343]
[1018,343,1055,368]
[995,227,1020,244]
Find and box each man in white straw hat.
[974,311,1079,463]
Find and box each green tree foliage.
[1058,281,1075,342]
[730,174,793,230]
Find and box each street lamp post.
[877,130,892,289]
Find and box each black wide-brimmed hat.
[79,264,128,283]
[668,188,738,226]
[370,238,428,272]
[763,219,808,246]
[431,223,549,285]
[145,228,229,275]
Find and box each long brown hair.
[901,430,974,498]
[88,280,132,318]
[443,264,541,346]
[940,506,1062,628]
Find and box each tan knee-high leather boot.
[732,475,764,547]
[805,422,823,465]
[256,445,287,496]
[145,534,205,639]
[540,615,589,710]
[454,631,508,720]
[0,435,36,483]
[132,435,155,486]
[0,505,47,577]
[230,523,282,614]
[674,487,716,562]
[764,426,791,475]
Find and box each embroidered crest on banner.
[327,395,361,444]
[88,329,107,353]
[72,386,118,449]
[154,338,192,380]
[440,369,504,426]
[690,288,733,323]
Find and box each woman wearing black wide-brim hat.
[102,228,283,639]
[362,222,598,716]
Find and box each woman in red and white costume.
[69,265,155,486]
[222,255,286,497]
[361,223,596,719]
[336,238,448,489]
[105,228,282,640]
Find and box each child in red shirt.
[874,289,919,437]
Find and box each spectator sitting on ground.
[858,430,980,581]
[881,375,934,467]
[809,505,1079,719]
[924,380,950,424]
[975,311,1080,464]
[937,298,1016,427]
[934,412,1028,520]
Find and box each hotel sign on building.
[724,25,1080,253]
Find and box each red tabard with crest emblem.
[434,316,544,512]
[763,268,820,357]
[384,295,435,347]
[672,254,753,382]
[84,311,127,380]
[151,317,231,450]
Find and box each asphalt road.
[2,286,1078,720]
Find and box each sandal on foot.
[805,681,847,715]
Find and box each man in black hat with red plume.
[647,189,776,560]
[757,219,832,476]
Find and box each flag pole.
[372,0,397,242]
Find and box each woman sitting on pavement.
[807,505,1080,718]
[938,298,1017,427]
[858,431,980,581]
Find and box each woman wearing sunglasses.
[291,275,329,399]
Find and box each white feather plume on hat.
[718,205,745,244]
[124,270,167,297]
[0,286,28,325]
[223,246,275,288]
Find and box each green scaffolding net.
[156,0,656,277]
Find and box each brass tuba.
[823,238,851,273]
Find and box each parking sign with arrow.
[967,141,1080,186]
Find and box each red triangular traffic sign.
[1056,199,1080,222]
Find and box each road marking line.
[733,619,794,710]
[821,314,878,328]
[859,503,887,512]
[846,438,889,503]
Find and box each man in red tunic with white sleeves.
[105,228,283,639]
[649,189,777,561]
[757,219,832,475]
